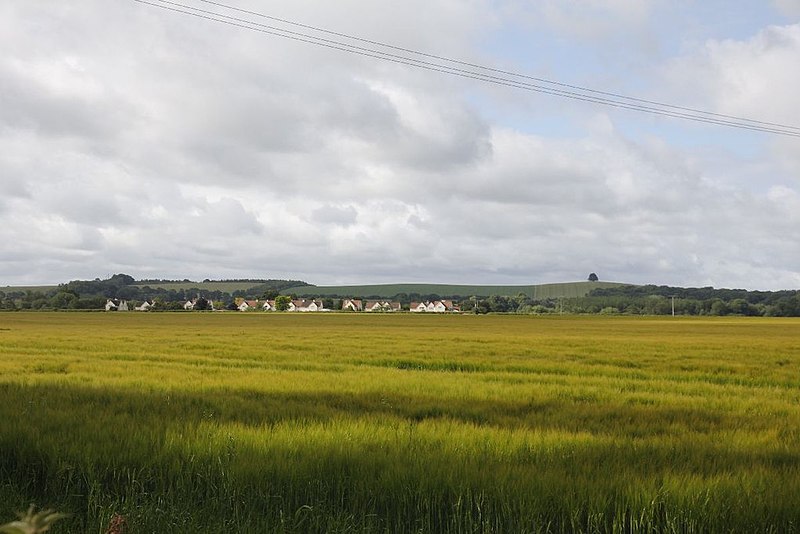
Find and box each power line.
[192,0,800,133]
[133,0,800,137]
[136,0,800,137]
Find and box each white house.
[290,299,326,312]
[262,300,276,311]
[134,300,153,311]
[342,299,363,311]
[238,300,259,312]
[105,299,128,311]
[410,302,426,312]
[183,300,195,310]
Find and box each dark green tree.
[260,288,279,300]
[275,295,292,311]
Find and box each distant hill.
[286,281,627,299]
[134,281,270,292]
[133,279,309,293]
[0,285,58,293]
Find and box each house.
[135,300,154,311]
[105,299,128,311]
[290,299,326,312]
[410,302,426,312]
[238,300,259,312]
[182,297,214,311]
[342,299,363,311]
[304,300,324,312]
[364,300,401,312]
[262,300,276,311]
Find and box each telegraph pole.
[671,295,675,317]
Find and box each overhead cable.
[132,0,800,137]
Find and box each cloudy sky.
[2,1,799,289]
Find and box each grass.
[0,313,799,532]
[289,281,626,298]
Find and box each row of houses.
[343,299,459,313]
[237,299,327,312]
[106,298,460,312]
[342,299,401,312]
[241,299,407,312]
[411,300,460,313]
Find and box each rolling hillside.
[0,285,58,293]
[133,281,268,292]
[287,281,627,299]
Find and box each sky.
[1,1,799,290]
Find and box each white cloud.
[663,24,800,128]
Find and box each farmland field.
[1,313,799,532]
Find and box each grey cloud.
[0,68,118,141]
[0,172,30,200]
[311,205,358,226]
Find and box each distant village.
[105,298,461,313]
[7,273,798,316]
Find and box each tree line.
[0,274,310,311]
[464,286,800,316]
[1,276,798,316]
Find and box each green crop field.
[290,280,625,298]
[132,281,267,292]
[1,313,799,533]
[0,285,57,293]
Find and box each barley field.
[0,313,799,532]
